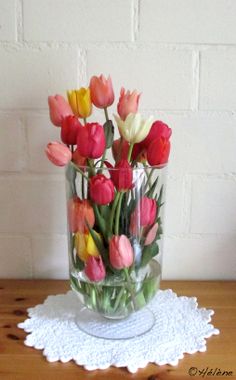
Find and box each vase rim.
[68,162,168,171]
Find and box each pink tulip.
[45,142,72,166]
[89,74,114,108]
[130,197,157,235]
[89,174,115,205]
[48,95,73,127]
[77,123,106,159]
[85,255,106,282]
[144,223,159,246]
[61,115,82,145]
[117,87,141,121]
[109,235,134,269]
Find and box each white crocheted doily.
[18,289,219,373]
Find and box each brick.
[0,236,31,278]
[0,47,79,109]
[0,178,67,234]
[139,0,236,44]
[26,113,64,173]
[32,235,69,279]
[163,235,236,280]
[87,47,193,110]
[162,113,236,176]
[200,49,236,110]
[0,114,25,172]
[0,0,16,41]
[23,0,132,42]
[190,178,236,234]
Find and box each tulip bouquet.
[46,74,171,319]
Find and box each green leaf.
[140,243,159,268]
[146,176,159,198]
[103,120,114,148]
[142,277,157,303]
[85,222,109,265]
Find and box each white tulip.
[114,113,154,144]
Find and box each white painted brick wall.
[0,0,235,279]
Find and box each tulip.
[105,159,133,191]
[48,95,73,127]
[109,235,134,269]
[90,174,115,205]
[112,138,129,162]
[147,137,170,166]
[77,123,106,159]
[67,197,95,233]
[67,88,92,119]
[130,197,157,235]
[142,121,172,149]
[45,142,72,166]
[75,231,101,262]
[85,255,106,282]
[90,74,114,108]
[61,115,82,145]
[72,148,87,167]
[117,87,141,121]
[144,223,159,246]
[114,113,153,144]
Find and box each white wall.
[0,0,236,280]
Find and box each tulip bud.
[67,197,95,233]
[130,197,157,235]
[89,174,115,205]
[147,137,170,166]
[48,95,73,127]
[90,74,114,108]
[114,113,153,144]
[77,123,106,159]
[117,87,141,121]
[112,138,129,162]
[109,235,134,269]
[142,121,172,149]
[144,223,159,246]
[67,88,92,119]
[61,115,82,145]
[85,255,106,282]
[45,142,72,166]
[106,159,133,191]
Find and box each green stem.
[87,159,96,176]
[127,143,134,162]
[81,174,85,199]
[109,192,121,233]
[104,107,109,121]
[115,192,124,235]
[83,117,87,125]
[98,107,109,172]
[124,268,136,310]
[70,161,89,180]
[144,167,155,192]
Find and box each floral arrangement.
[45,74,172,318]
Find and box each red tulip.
[85,255,106,282]
[67,197,95,233]
[147,137,170,166]
[130,197,157,235]
[105,159,133,191]
[45,142,72,166]
[48,95,73,127]
[89,74,114,108]
[89,174,115,205]
[109,235,134,269]
[61,115,82,145]
[117,87,141,121]
[112,138,129,162]
[72,148,87,167]
[142,121,172,149]
[77,123,106,159]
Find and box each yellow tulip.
[67,88,92,119]
[75,230,101,262]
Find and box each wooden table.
[0,280,235,380]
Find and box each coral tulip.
[89,174,115,205]
[130,197,157,235]
[48,95,73,127]
[90,74,114,108]
[45,142,72,166]
[114,113,153,144]
[61,115,82,145]
[109,235,134,269]
[117,87,141,121]
[67,197,95,233]
[142,121,172,149]
[67,88,92,119]
[77,123,106,159]
[105,159,133,191]
[72,148,87,167]
[147,137,170,166]
[75,231,101,262]
[85,255,106,282]
[112,138,129,162]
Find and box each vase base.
[75,307,155,340]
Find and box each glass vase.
[65,162,167,338]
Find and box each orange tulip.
[89,74,114,109]
[67,197,95,233]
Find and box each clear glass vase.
[65,162,167,336]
